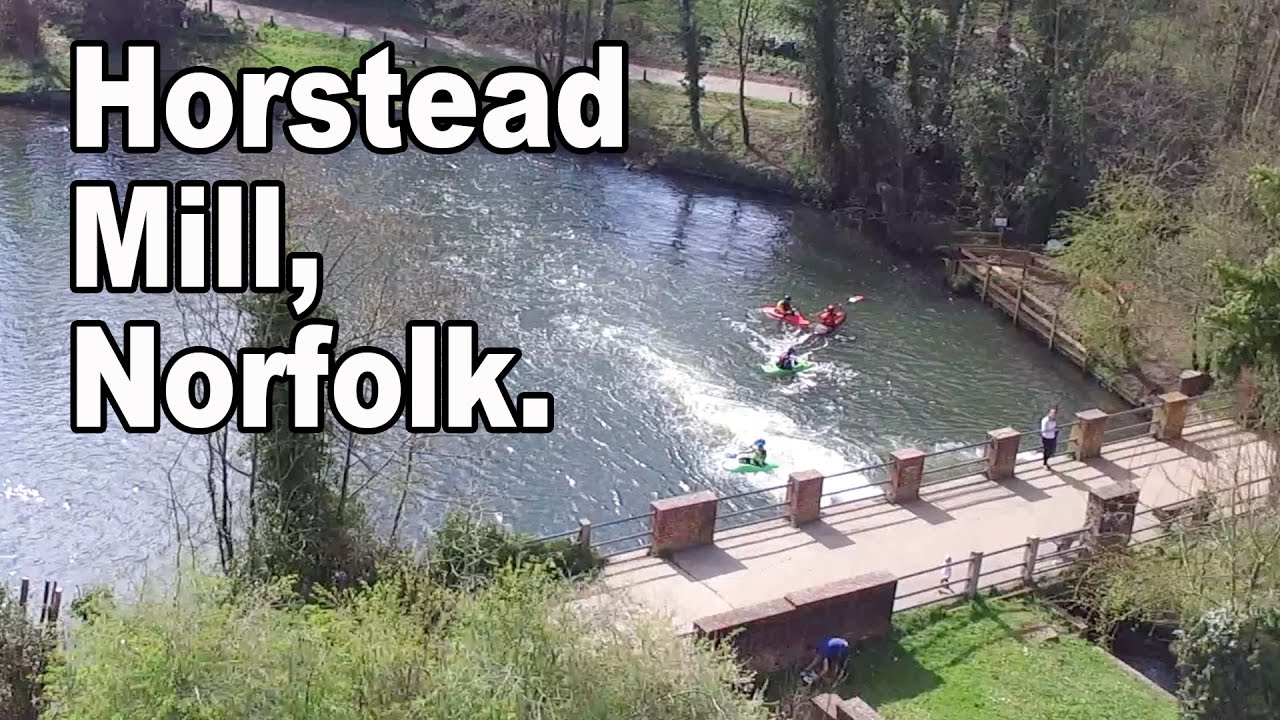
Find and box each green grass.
[821,598,1177,720]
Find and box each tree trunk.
[929,0,967,134]
[680,0,704,137]
[556,0,571,80]
[806,0,847,203]
[582,0,595,65]
[736,0,753,146]
[1224,6,1259,137]
[599,0,615,41]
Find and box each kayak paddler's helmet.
[784,295,792,301]
[755,439,766,448]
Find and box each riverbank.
[0,14,814,202]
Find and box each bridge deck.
[598,419,1271,632]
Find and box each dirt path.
[200,0,811,105]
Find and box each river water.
[0,108,1123,590]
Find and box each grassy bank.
[818,598,1176,720]
[0,18,811,195]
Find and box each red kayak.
[814,311,847,335]
[761,307,811,327]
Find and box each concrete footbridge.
[552,371,1272,655]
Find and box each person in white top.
[1040,405,1059,468]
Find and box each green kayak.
[761,359,814,377]
[723,459,781,473]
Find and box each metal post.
[965,551,984,599]
[1022,537,1040,586]
[18,578,29,608]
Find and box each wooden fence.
[7,578,65,624]
[946,246,1091,368]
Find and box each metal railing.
[541,386,1240,558]
[889,473,1276,612]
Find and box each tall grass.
[40,566,768,720]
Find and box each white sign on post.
[994,217,1009,228]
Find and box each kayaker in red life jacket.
[819,304,844,327]
[775,295,797,317]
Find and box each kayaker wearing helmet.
[739,439,768,466]
[776,346,799,370]
[818,303,845,327]
[775,295,798,317]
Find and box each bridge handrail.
[536,387,1238,554]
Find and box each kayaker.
[775,295,798,317]
[819,304,840,326]
[739,439,768,466]
[776,347,799,370]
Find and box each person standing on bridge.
[1040,405,1059,468]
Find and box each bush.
[1174,606,1280,719]
[0,588,53,720]
[427,511,604,591]
[60,0,186,41]
[41,568,767,720]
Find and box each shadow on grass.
[841,600,1021,706]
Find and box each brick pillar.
[650,490,718,557]
[1070,409,1107,460]
[787,470,825,527]
[1084,481,1140,552]
[804,695,885,720]
[985,427,1021,481]
[1153,391,1189,441]
[1178,370,1212,397]
[887,448,925,503]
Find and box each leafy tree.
[1205,166,1280,428]
[1055,172,1182,367]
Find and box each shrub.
[0,588,53,720]
[427,510,604,591]
[41,568,767,720]
[1174,606,1280,719]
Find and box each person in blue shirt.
[802,636,851,684]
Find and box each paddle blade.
[848,295,866,303]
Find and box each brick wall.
[692,571,898,675]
